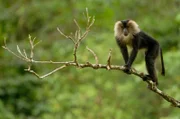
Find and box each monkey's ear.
[127,20,140,34]
[127,20,135,27]
[114,21,124,37]
[114,21,123,28]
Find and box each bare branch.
[74,19,81,31]
[73,43,79,65]
[57,28,68,38]
[25,65,67,79]
[17,45,23,56]
[57,28,75,43]
[24,68,41,78]
[23,49,28,59]
[107,49,112,70]
[86,46,99,65]
[34,40,42,47]
[86,8,89,20]
[79,17,95,42]
[29,65,66,79]
[2,40,28,61]
[29,35,34,59]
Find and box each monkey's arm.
[122,47,138,74]
[120,45,129,64]
[116,38,129,63]
[126,48,138,68]
[125,37,139,70]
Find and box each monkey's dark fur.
[114,20,165,85]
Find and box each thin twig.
[34,40,42,47]
[29,35,34,60]
[23,49,28,59]
[25,65,67,79]
[107,49,112,70]
[73,43,79,65]
[2,44,28,61]
[57,28,75,43]
[74,19,81,31]
[86,46,99,65]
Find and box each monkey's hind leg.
[145,47,159,85]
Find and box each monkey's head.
[114,20,140,37]
[121,20,130,36]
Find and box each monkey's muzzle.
[123,28,128,36]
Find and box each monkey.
[114,19,165,85]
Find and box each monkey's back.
[137,31,159,49]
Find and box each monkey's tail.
[160,48,165,76]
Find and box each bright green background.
[0,0,180,119]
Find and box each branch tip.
[28,34,31,40]
[86,7,89,18]
[74,19,81,30]
[2,46,6,49]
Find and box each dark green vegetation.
[0,0,180,118]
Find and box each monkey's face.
[120,20,130,36]
[120,20,140,36]
[114,20,140,38]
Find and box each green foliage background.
[0,0,180,118]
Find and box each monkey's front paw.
[123,65,131,74]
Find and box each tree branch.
[86,46,99,65]
[2,8,180,108]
